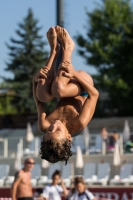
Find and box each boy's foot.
[47,27,60,54]
[55,26,75,52]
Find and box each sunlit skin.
[33,26,99,143]
[24,158,35,171]
[52,174,60,185]
[45,120,72,141]
[75,182,96,200]
[11,158,34,200]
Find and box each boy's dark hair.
[52,170,61,179]
[39,135,72,164]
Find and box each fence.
[0,133,126,158]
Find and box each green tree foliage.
[76,0,133,116]
[5,9,49,113]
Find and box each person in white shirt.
[67,177,95,200]
[42,170,68,200]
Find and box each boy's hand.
[59,61,75,78]
[34,67,49,82]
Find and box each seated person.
[33,26,99,164]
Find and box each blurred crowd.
[101,127,133,153]
[11,158,95,200]
[34,169,95,200]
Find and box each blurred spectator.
[108,132,119,152]
[125,135,133,153]
[33,188,43,198]
[101,127,108,154]
[11,158,35,200]
[101,127,108,141]
[67,177,95,200]
[113,132,119,141]
[42,170,68,200]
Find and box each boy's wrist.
[73,70,79,79]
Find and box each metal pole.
[56,0,64,27]
[4,138,8,158]
[102,140,106,155]
[120,134,123,155]
[19,138,23,157]
[56,0,64,67]
[35,137,38,157]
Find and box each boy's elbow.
[78,120,86,131]
[90,89,99,99]
[81,123,86,130]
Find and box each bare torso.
[16,170,32,198]
[46,95,87,136]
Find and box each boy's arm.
[73,71,99,130]
[33,79,49,132]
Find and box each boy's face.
[45,120,72,141]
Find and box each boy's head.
[39,120,72,164]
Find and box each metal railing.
[0,133,126,158]
[0,137,40,158]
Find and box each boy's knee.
[78,70,94,86]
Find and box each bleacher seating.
[0,161,133,187]
[62,163,71,187]
[5,176,14,186]
[110,163,133,185]
[89,135,102,154]
[31,164,41,186]
[91,163,110,186]
[0,164,10,186]
[83,163,96,185]
[72,134,85,153]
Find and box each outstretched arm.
[33,79,49,132]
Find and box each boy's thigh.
[36,81,54,102]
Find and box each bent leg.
[36,53,57,102]
[51,26,93,98]
[52,68,94,98]
[36,27,60,102]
